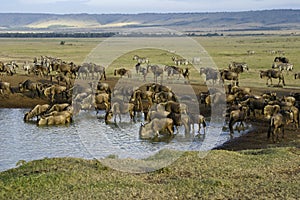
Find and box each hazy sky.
[2,0,300,14]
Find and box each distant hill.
[0,10,299,33]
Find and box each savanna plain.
[0,35,299,199]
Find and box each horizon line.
[0,8,299,15]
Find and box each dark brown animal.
[260,69,285,86]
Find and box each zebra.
[133,55,149,64]
[171,56,189,66]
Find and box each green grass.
[0,35,300,199]
[0,148,299,199]
[1,35,299,88]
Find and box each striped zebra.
[133,55,149,64]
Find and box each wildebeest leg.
[114,115,117,124]
[267,124,271,139]
[118,114,121,122]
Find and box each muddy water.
[0,109,249,172]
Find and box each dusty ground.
[1,74,299,151]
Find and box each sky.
[1,0,300,14]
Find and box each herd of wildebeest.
[0,54,299,142]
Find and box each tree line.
[0,32,117,38]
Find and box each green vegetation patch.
[1,147,299,199]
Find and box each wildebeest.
[43,84,68,102]
[51,61,75,76]
[189,114,207,134]
[0,81,12,95]
[260,69,285,86]
[229,106,248,134]
[267,110,293,143]
[281,105,299,128]
[95,82,111,96]
[114,68,132,78]
[95,93,111,113]
[139,118,174,139]
[37,112,72,126]
[264,104,280,120]
[104,101,135,124]
[93,64,106,80]
[200,67,219,85]
[228,62,248,74]
[274,56,289,63]
[294,72,300,79]
[164,65,183,80]
[135,63,141,74]
[241,96,267,117]
[55,74,72,89]
[220,69,239,86]
[147,110,170,122]
[147,65,164,83]
[24,104,50,122]
[47,103,71,113]
[0,62,14,76]
[19,79,43,98]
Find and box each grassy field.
[1,35,300,88]
[0,35,300,199]
[0,148,299,199]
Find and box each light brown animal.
[139,118,174,139]
[24,104,50,122]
